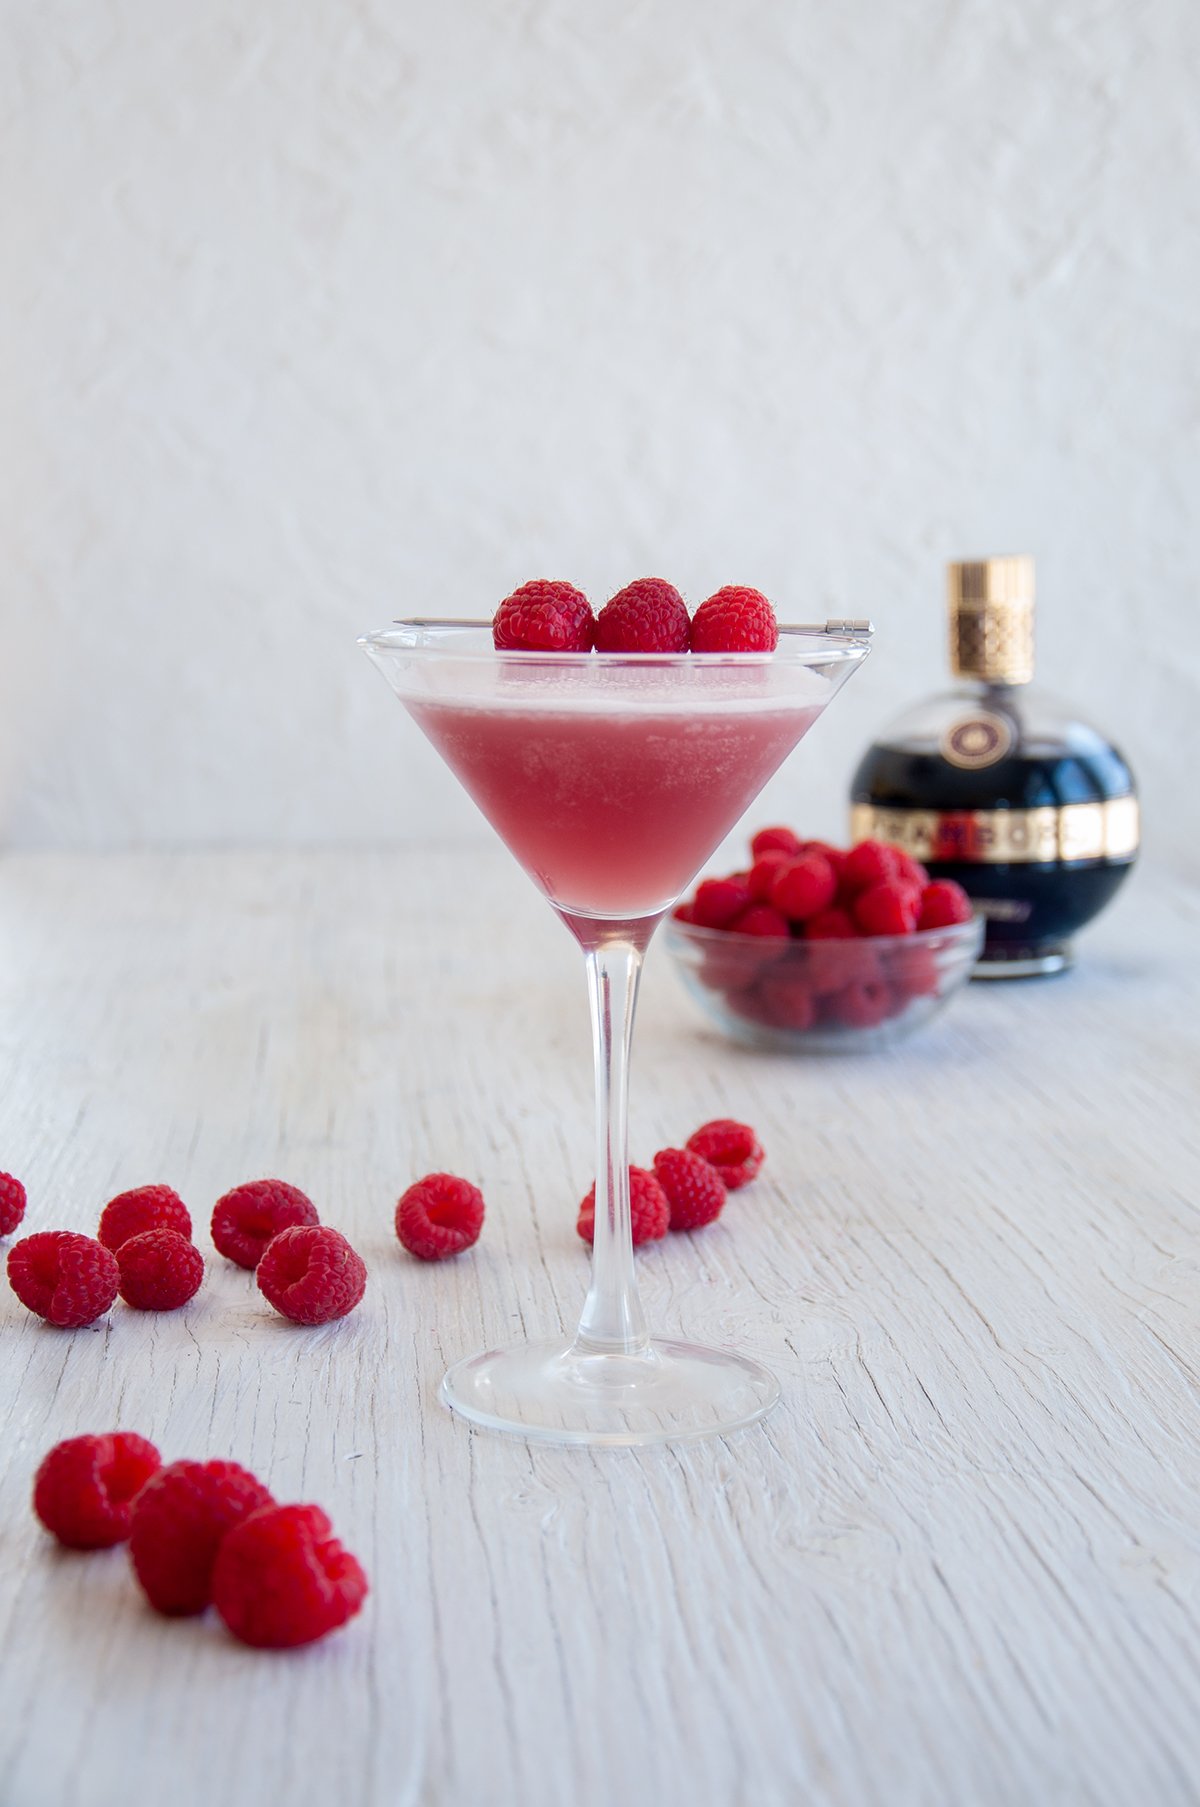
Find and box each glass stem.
[574,938,651,1356]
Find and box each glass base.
[974,944,1073,979]
[440,1336,781,1447]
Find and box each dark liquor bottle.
[850,556,1138,978]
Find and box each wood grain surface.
[1,847,1196,1807]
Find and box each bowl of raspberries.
[667,829,983,1052]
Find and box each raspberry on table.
[7,1231,119,1328]
[117,1230,204,1311]
[853,880,922,937]
[729,904,791,939]
[256,1225,367,1325]
[1,1172,27,1237]
[210,1178,318,1270]
[492,579,594,653]
[653,1147,727,1232]
[576,1166,670,1245]
[685,1120,764,1191]
[769,851,837,923]
[690,586,779,654]
[594,578,690,654]
[213,1503,368,1650]
[33,1432,162,1549]
[918,879,974,930]
[130,1458,274,1616]
[396,1172,485,1261]
[692,875,753,930]
[750,826,802,860]
[98,1185,192,1253]
[839,839,904,897]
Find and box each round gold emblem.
[940,712,1014,769]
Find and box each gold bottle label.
[850,797,1140,865]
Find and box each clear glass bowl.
[665,913,984,1053]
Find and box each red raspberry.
[98,1185,191,1253]
[801,840,848,886]
[804,906,857,940]
[672,901,696,923]
[594,577,690,653]
[722,984,773,1029]
[801,914,866,994]
[750,826,802,859]
[806,910,863,983]
[694,933,760,994]
[807,955,861,998]
[894,850,930,890]
[747,851,789,902]
[889,942,941,1002]
[853,880,922,937]
[396,1173,485,1261]
[492,579,594,653]
[685,1120,764,1191]
[256,1225,366,1325]
[692,875,752,929]
[576,1166,670,1245]
[653,1148,726,1232]
[690,586,778,654]
[840,839,904,897]
[130,1458,274,1616]
[117,1230,204,1311]
[33,1432,162,1549]
[754,973,818,1030]
[769,851,837,923]
[213,1503,368,1650]
[211,1179,318,1270]
[1,1171,27,1237]
[833,978,894,1029]
[729,904,790,938]
[918,879,974,930]
[8,1231,119,1328]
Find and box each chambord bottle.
[851,557,1138,977]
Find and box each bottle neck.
[948,671,1030,702]
[948,595,1035,686]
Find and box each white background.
[3,0,1198,866]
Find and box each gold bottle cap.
[947,555,1035,684]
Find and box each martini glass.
[361,618,871,1445]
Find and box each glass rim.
[359,617,872,670]
[664,912,985,952]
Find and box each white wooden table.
[1,846,1197,1807]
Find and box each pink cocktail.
[406,696,821,930]
[362,619,870,1444]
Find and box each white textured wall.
[3,0,1198,863]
